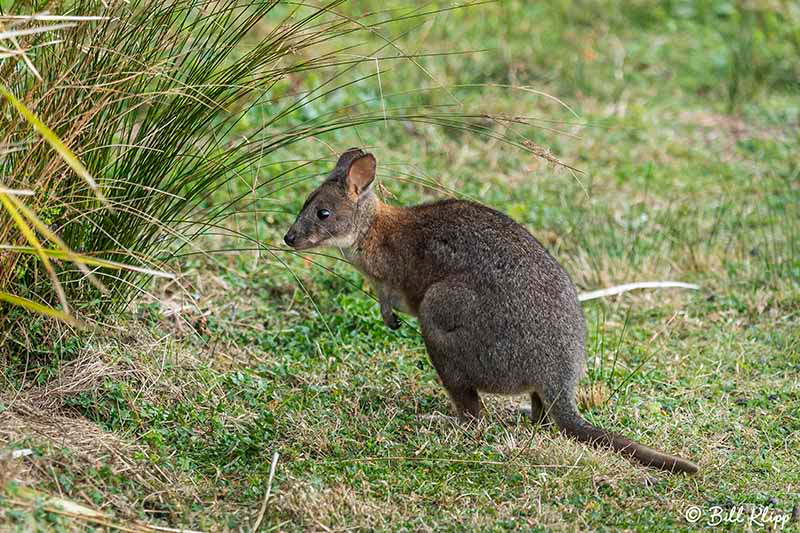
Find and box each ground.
[2,1,799,531]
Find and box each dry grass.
[0,330,209,524]
[1,399,151,486]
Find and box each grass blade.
[0,291,77,325]
[0,245,175,279]
[0,85,109,207]
[0,191,69,312]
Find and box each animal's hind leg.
[521,392,550,425]
[424,342,484,420]
[418,281,483,421]
[445,386,482,420]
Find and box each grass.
[2,0,800,531]
[2,0,496,325]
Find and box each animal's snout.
[283,231,297,247]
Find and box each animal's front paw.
[384,312,401,330]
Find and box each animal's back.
[404,199,587,393]
[407,199,580,311]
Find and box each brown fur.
[284,148,698,474]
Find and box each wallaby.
[283,148,698,474]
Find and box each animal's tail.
[548,394,699,474]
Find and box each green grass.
[2,1,799,531]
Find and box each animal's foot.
[383,312,401,330]
[518,404,552,426]
[418,412,459,423]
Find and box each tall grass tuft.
[1,0,543,339]
[3,0,356,309]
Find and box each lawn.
[2,1,799,531]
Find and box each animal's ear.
[329,148,364,181]
[344,153,376,197]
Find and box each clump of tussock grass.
[3,0,381,310]
[0,0,558,346]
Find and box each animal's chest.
[345,247,420,315]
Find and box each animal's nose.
[284,231,296,247]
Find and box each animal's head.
[283,148,377,250]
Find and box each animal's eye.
[317,208,331,220]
